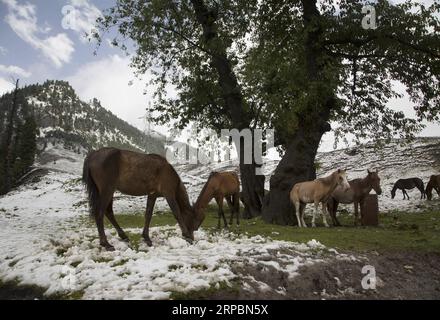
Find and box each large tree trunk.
[191,0,264,217]
[261,116,330,224]
[262,0,334,224]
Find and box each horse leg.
[215,196,228,229]
[234,193,240,226]
[226,196,234,226]
[405,189,410,200]
[321,202,330,227]
[142,195,157,247]
[354,201,360,226]
[402,189,406,200]
[294,201,302,227]
[105,199,129,242]
[328,199,341,227]
[96,189,114,251]
[220,196,228,228]
[300,203,307,228]
[312,202,319,227]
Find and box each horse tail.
[82,153,100,217]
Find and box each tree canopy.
[97,0,440,222]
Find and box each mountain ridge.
[1,80,165,155]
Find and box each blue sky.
[0,0,439,154]
[0,0,161,136]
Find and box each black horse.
[391,178,426,200]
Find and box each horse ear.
[367,169,371,174]
[337,169,341,173]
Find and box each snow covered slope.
[0,80,165,154]
[176,137,440,214]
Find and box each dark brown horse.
[327,170,382,226]
[426,174,440,200]
[82,148,202,251]
[391,178,425,200]
[194,171,240,228]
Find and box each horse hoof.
[120,235,130,242]
[144,239,153,247]
[104,245,115,251]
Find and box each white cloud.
[2,0,75,68]
[63,0,102,42]
[66,55,168,134]
[0,77,15,95]
[0,64,31,78]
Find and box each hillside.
[0,80,164,155]
[7,136,440,214]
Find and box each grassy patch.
[104,206,440,253]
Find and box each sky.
[0,0,439,154]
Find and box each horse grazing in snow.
[82,148,203,251]
[391,178,425,200]
[426,174,440,200]
[327,169,382,226]
[290,169,350,228]
[194,171,240,229]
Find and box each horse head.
[336,169,350,191]
[367,169,382,195]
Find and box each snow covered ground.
[0,138,439,299]
[0,171,346,299]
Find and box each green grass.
[98,205,440,253]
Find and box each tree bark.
[190,0,263,217]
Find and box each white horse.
[290,169,350,227]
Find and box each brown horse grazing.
[391,178,425,200]
[426,175,440,200]
[290,169,350,228]
[82,147,202,251]
[327,170,382,226]
[194,171,240,229]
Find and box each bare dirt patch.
[205,251,440,300]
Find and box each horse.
[82,147,203,251]
[327,169,382,226]
[290,169,350,228]
[426,174,440,200]
[194,171,240,229]
[391,178,425,200]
